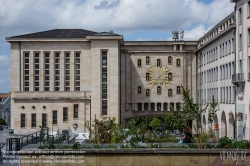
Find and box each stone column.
[161,103,164,111]
[155,103,157,111]
[142,103,144,111]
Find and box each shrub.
[72,142,81,149]
[0,118,7,125]
[217,136,233,148]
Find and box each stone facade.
[6,32,196,134]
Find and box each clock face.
[147,66,171,87]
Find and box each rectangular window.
[239,34,242,50]
[74,104,78,119]
[239,8,242,25]
[102,100,107,115]
[31,113,36,128]
[101,51,108,115]
[21,114,25,128]
[65,52,70,91]
[248,1,250,17]
[53,110,57,125]
[63,107,68,122]
[44,53,50,91]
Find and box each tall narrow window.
[53,110,57,125]
[239,8,242,25]
[24,52,29,91]
[177,86,181,94]
[146,89,150,96]
[168,89,173,97]
[157,86,161,95]
[75,52,80,91]
[157,103,161,111]
[144,103,148,111]
[63,107,68,122]
[146,73,150,81]
[21,114,26,128]
[74,104,78,119]
[65,53,70,91]
[138,103,142,111]
[170,102,174,111]
[239,34,242,50]
[163,103,168,111]
[248,29,250,46]
[168,56,172,64]
[31,113,36,128]
[102,51,108,115]
[176,103,181,111]
[248,1,250,17]
[157,59,161,67]
[146,56,150,65]
[138,86,141,94]
[176,59,181,67]
[54,52,60,91]
[42,114,47,127]
[44,53,50,91]
[168,73,172,81]
[137,59,141,67]
[34,53,39,91]
[151,103,155,111]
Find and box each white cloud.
[0,0,234,39]
[184,24,211,40]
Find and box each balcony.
[232,73,245,86]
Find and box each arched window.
[168,89,172,97]
[177,86,181,94]
[146,56,150,65]
[138,86,141,94]
[176,102,181,111]
[176,59,181,67]
[138,59,141,67]
[157,103,161,111]
[146,89,150,96]
[151,102,155,111]
[146,73,150,81]
[164,103,168,111]
[168,56,172,64]
[168,73,172,81]
[157,59,161,67]
[144,103,148,111]
[138,103,142,111]
[170,102,174,111]
[157,86,161,95]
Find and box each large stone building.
[196,12,236,139]
[6,30,196,134]
[6,0,250,140]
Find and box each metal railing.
[232,73,245,82]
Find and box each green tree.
[207,95,218,126]
[0,118,7,125]
[180,85,208,129]
[149,118,161,131]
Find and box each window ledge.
[63,121,68,123]
[73,118,79,120]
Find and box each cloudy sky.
[0,0,234,93]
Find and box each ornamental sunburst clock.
[146,66,172,88]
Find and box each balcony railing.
[232,73,245,84]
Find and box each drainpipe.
[19,42,21,91]
[233,8,237,140]
[119,49,121,125]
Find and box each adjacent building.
[0,93,11,125]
